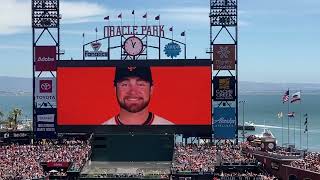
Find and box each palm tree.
[0,110,4,126]
[9,108,22,130]
[0,110,3,120]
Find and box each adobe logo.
[39,80,52,93]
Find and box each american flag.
[282,90,289,103]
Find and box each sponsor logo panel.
[35,46,57,71]
[35,78,56,103]
[213,107,236,139]
[213,44,236,70]
[213,76,235,101]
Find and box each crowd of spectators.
[214,172,277,180]
[218,143,256,164]
[172,143,217,172]
[172,143,258,173]
[290,152,320,173]
[0,139,91,179]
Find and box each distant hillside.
[1,76,320,95]
[239,81,320,94]
[0,76,32,93]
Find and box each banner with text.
[213,107,236,139]
[35,108,57,139]
[213,76,236,101]
[104,25,165,37]
[35,46,57,71]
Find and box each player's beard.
[117,96,150,113]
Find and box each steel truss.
[32,0,59,138]
[209,0,239,144]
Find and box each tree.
[0,110,3,120]
[9,108,22,130]
[0,110,4,125]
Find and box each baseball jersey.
[102,112,173,125]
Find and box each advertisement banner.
[84,42,108,57]
[35,46,57,71]
[35,108,57,139]
[47,162,70,168]
[213,44,235,70]
[213,76,236,101]
[57,65,212,126]
[35,77,56,103]
[213,107,236,139]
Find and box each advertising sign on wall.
[213,44,236,70]
[35,46,57,71]
[213,107,236,139]
[213,76,235,101]
[35,108,57,139]
[84,42,108,57]
[35,77,56,103]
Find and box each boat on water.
[238,121,255,131]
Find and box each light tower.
[209,0,239,143]
[32,0,60,138]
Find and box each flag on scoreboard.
[143,13,147,18]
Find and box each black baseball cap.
[114,66,153,86]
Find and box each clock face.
[268,143,274,150]
[124,36,143,56]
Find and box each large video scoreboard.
[56,60,212,134]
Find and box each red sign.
[47,162,70,168]
[39,80,52,93]
[213,44,235,70]
[35,46,57,71]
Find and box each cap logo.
[128,66,136,71]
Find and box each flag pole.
[133,10,135,26]
[82,33,85,45]
[299,90,302,150]
[281,112,284,147]
[145,13,148,59]
[95,27,98,42]
[287,88,290,147]
[172,28,174,41]
[306,114,309,151]
[82,33,85,60]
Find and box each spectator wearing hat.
[102,66,173,125]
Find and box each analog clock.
[124,36,143,56]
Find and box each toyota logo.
[41,83,52,91]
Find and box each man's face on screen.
[116,77,153,113]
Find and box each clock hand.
[132,42,136,48]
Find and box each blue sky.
[1,0,320,83]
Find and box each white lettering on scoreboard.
[104,25,165,37]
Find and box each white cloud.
[0,0,107,35]
[155,7,249,27]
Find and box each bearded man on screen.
[102,66,173,125]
